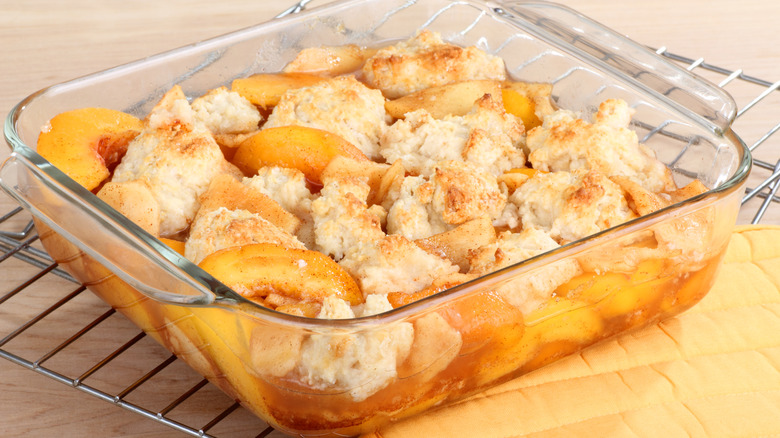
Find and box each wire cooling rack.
[2,6,780,438]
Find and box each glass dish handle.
[0,150,231,307]
[497,1,737,133]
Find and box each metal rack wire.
[1,13,779,438]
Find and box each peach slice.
[598,258,668,321]
[519,296,603,374]
[37,107,142,191]
[321,155,392,204]
[152,305,254,405]
[555,270,629,301]
[520,339,582,372]
[188,306,266,404]
[506,167,542,178]
[502,88,542,130]
[96,180,160,236]
[385,80,502,119]
[160,238,186,255]
[275,301,322,318]
[231,73,327,109]
[387,274,464,309]
[232,125,369,185]
[198,242,363,306]
[373,159,406,207]
[415,217,497,272]
[283,45,378,77]
[439,290,525,356]
[197,174,301,235]
[662,257,720,311]
[502,80,555,130]
[559,259,668,324]
[498,168,545,194]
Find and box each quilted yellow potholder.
[365,225,780,438]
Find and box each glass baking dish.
[1,0,750,436]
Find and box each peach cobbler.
[34,30,725,433]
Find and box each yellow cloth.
[365,225,780,437]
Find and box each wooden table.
[2,1,779,436]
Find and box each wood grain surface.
[1,0,779,436]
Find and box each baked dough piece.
[380,94,525,177]
[111,86,242,236]
[192,87,261,133]
[387,160,506,240]
[184,206,305,265]
[311,174,459,296]
[310,175,386,261]
[469,228,582,314]
[362,30,506,99]
[339,234,460,296]
[506,168,637,244]
[297,295,414,402]
[527,99,675,193]
[263,75,390,159]
[191,86,262,148]
[243,166,316,248]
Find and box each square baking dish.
[1,0,750,436]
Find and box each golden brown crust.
[432,161,506,225]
